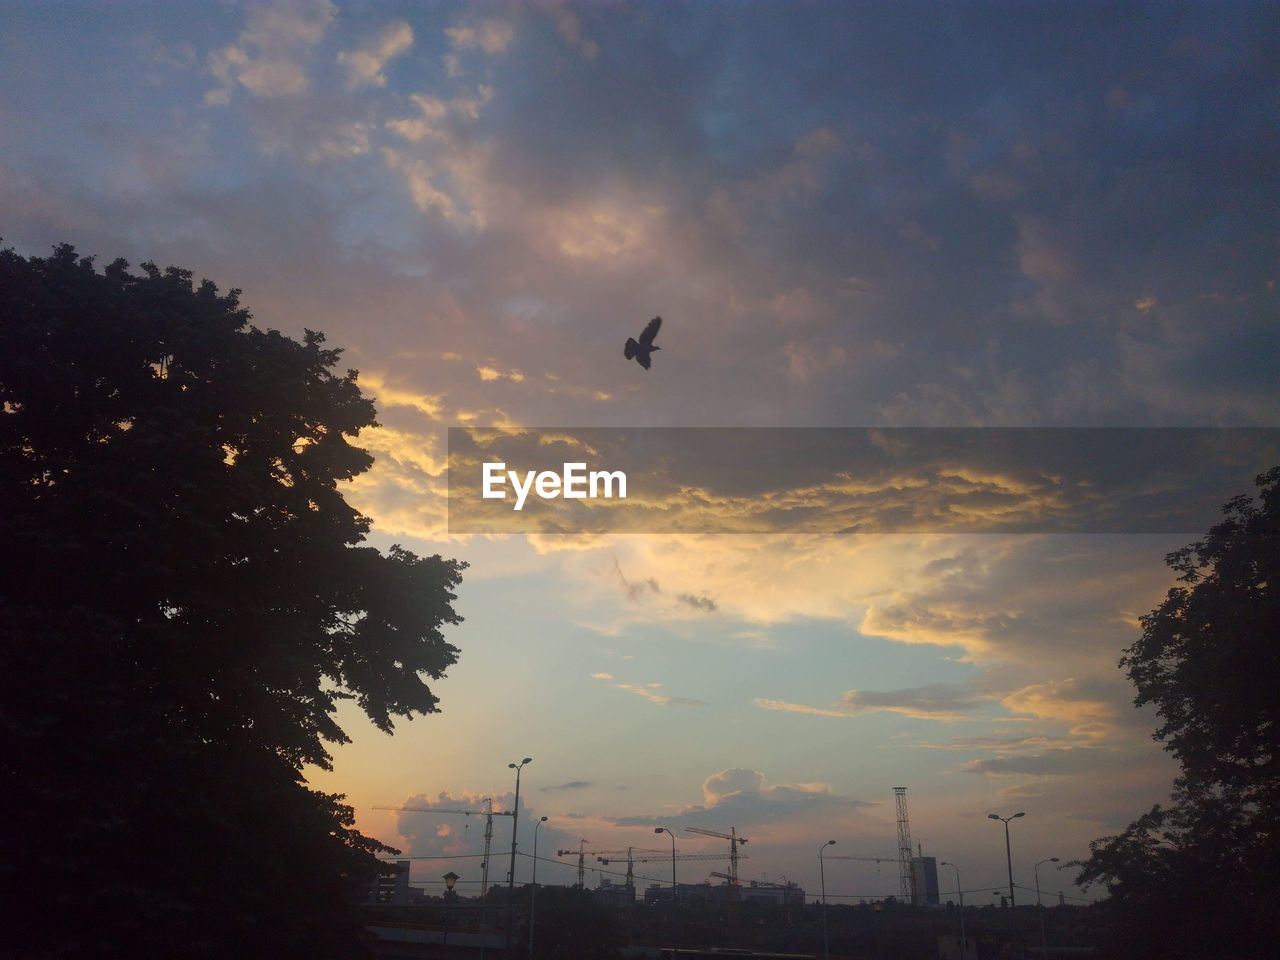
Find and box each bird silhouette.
[624,316,662,370]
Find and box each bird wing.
[638,315,662,347]
[637,350,651,370]
[624,337,638,359]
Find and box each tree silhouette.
[1077,467,1280,959]
[0,244,465,959]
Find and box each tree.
[0,244,466,959]
[1076,467,1280,959]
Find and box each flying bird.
[624,316,663,370]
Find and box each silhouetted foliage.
[0,243,465,959]
[1077,467,1280,959]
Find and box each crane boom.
[374,806,513,817]
[827,855,896,863]
[685,826,749,892]
[598,853,736,864]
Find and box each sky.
[3,0,1278,905]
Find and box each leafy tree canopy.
[1077,467,1280,959]
[0,243,465,958]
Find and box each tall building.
[368,860,412,905]
[911,856,940,906]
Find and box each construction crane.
[596,855,737,890]
[375,799,513,896]
[549,847,661,890]
[686,826,750,890]
[557,840,594,889]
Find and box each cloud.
[546,1,599,60]
[609,768,876,836]
[337,19,413,89]
[613,559,660,601]
[676,592,718,613]
[754,682,994,722]
[445,19,515,55]
[1000,676,1143,740]
[541,780,593,792]
[961,748,1107,778]
[206,0,336,101]
[590,673,706,708]
[840,683,993,720]
[754,698,851,719]
[391,790,578,882]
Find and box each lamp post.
[940,861,966,959]
[819,840,836,960]
[443,872,459,951]
[988,813,1024,957]
[528,817,548,959]
[505,758,532,958]
[655,827,678,957]
[654,827,677,890]
[1034,857,1059,957]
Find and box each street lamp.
[988,813,1024,957]
[528,817,548,959]
[940,861,966,959]
[1035,857,1060,957]
[819,840,836,960]
[655,829,686,960]
[654,827,677,889]
[443,872,459,950]
[505,758,532,958]
[986,812,1024,909]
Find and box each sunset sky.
[4,1,1278,904]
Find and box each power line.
[376,853,495,861]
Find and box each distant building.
[643,880,805,908]
[739,880,806,908]
[595,878,636,908]
[644,882,714,907]
[911,856,940,906]
[368,860,412,905]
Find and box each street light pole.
[505,758,532,958]
[940,861,966,959]
[529,817,548,959]
[654,827,677,890]
[988,813,1025,957]
[1035,857,1059,958]
[655,827,678,958]
[443,872,459,951]
[820,840,835,960]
